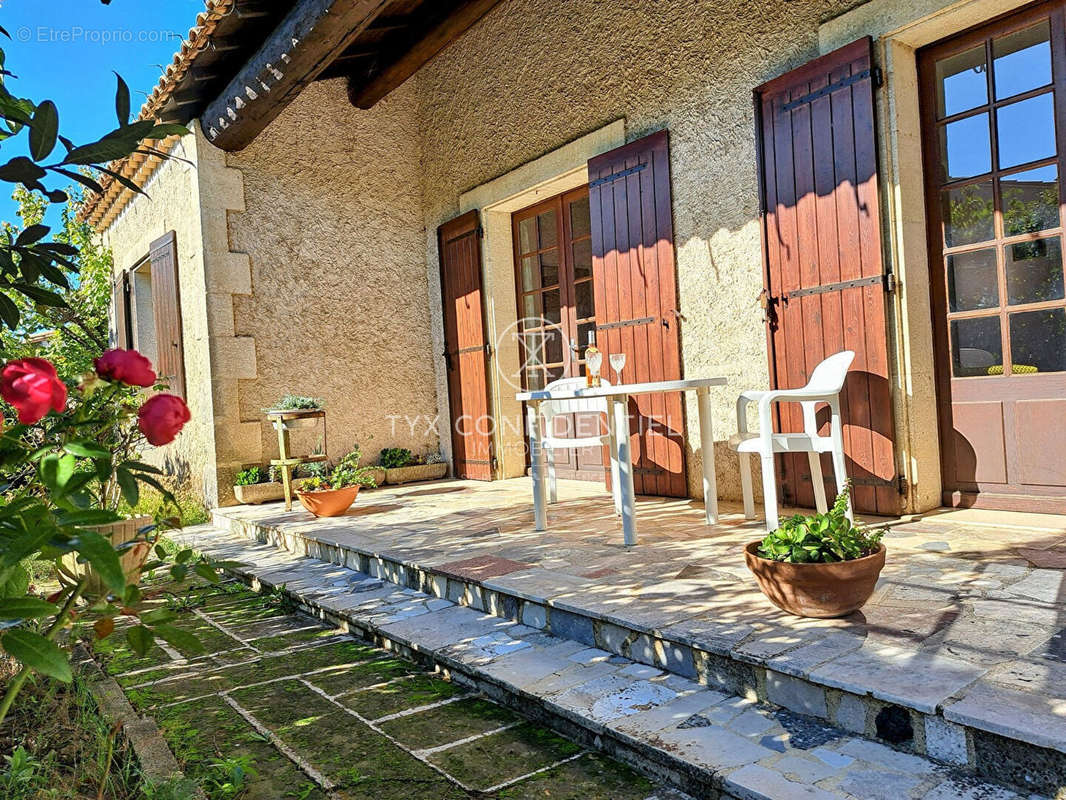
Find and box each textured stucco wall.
[413,0,867,504]
[101,128,217,504]
[224,80,439,481]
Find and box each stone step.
[175,523,1044,800]
[211,505,1066,798]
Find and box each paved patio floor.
[216,478,1066,760]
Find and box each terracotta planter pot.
[297,485,360,517]
[744,541,886,618]
[384,463,448,485]
[233,478,309,505]
[62,515,155,596]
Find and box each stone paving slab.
[171,523,1049,800]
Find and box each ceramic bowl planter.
[297,485,360,517]
[744,541,886,618]
[384,463,448,485]
[62,515,155,595]
[233,478,309,505]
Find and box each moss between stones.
[428,722,582,790]
[495,752,654,800]
[380,697,521,750]
[153,695,327,800]
[336,673,466,720]
[305,657,423,697]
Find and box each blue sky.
[0,0,205,229]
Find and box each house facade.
[87,0,1066,514]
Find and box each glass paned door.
[921,1,1066,506]
[512,187,605,481]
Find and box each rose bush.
[94,348,156,388]
[0,357,68,423]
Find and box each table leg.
[607,410,622,516]
[275,420,293,512]
[611,395,637,546]
[697,387,719,525]
[527,403,547,531]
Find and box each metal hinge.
[476,225,484,238]
[898,475,909,497]
[490,456,499,472]
[873,66,884,88]
[784,272,896,301]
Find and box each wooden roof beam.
[349,0,503,110]
[201,0,395,151]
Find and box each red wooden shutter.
[757,38,899,515]
[439,211,494,481]
[588,130,687,498]
[112,270,131,349]
[149,231,186,399]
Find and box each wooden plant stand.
[265,409,328,511]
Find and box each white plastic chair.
[539,376,621,510]
[730,351,855,531]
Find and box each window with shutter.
[148,231,186,399]
[588,130,687,498]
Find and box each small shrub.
[234,466,264,486]
[299,447,377,493]
[757,484,882,564]
[380,447,414,469]
[424,451,445,465]
[273,394,323,411]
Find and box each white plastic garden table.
[516,377,728,546]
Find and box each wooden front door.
[757,39,901,516]
[512,187,607,482]
[588,131,687,498]
[439,210,495,481]
[920,1,1066,510]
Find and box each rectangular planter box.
[384,463,448,485]
[233,478,310,505]
[62,515,155,595]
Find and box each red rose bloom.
[137,393,191,446]
[94,349,156,388]
[0,358,67,424]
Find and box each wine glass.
[609,352,626,384]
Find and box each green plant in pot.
[745,484,886,618]
[296,447,378,517]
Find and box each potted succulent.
[296,447,378,517]
[232,465,312,504]
[381,447,448,485]
[265,394,324,429]
[745,485,885,618]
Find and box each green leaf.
[152,623,205,655]
[145,123,188,140]
[140,608,177,625]
[0,565,30,599]
[50,167,102,195]
[71,530,125,592]
[0,156,46,185]
[114,73,130,127]
[193,563,220,584]
[39,453,77,494]
[1,629,72,682]
[116,468,139,507]
[0,291,19,328]
[17,283,65,307]
[0,597,57,620]
[28,99,58,161]
[126,625,154,657]
[63,441,111,460]
[123,583,140,606]
[57,509,120,527]
[175,549,193,564]
[170,564,187,582]
[15,224,49,246]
